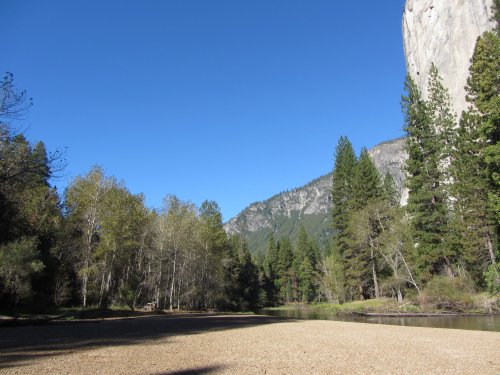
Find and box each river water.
[257,308,500,332]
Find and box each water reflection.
[256,308,500,332]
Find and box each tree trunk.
[169,246,177,311]
[155,263,161,309]
[82,273,88,308]
[371,248,380,298]
[98,253,108,307]
[397,287,403,303]
[485,231,496,265]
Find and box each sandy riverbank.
[1,313,498,374]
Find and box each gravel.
[1,313,498,374]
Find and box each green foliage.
[240,211,332,257]
[276,237,294,303]
[343,148,385,300]
[294,226,318,268]
[484,264,500,296]
[418,276,475,312]
[331,136,357,257]
[351,148,381,209]
[263,232,278,280]
[0,237,44,307]
[402,69,455,282]
[224,236,260,310]
[298,257,315,302]
[383,172,399,206]
[450,110,497,284]
[118,276,140,311]
[0,75,64,310]
[466,31,500,224]
[319,246,346,303]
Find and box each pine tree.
[226,236,260,310]
[450,17,500,288]
[383,172,400,207]
[298,257,315,302]
[465,28,500,227]
[294,226,317,268]
[276,237,294,302]
[262,232,279,304]
[331,136,357,257]
[402,71,454,283]
[351,148,382,209]
[345,149,383,299]
[293,227,319,301]
[450,111,496,283]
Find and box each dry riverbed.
[1,313,499,374]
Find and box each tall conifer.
[331,136,357,256]
[402,70,454,282]
[451,16,499,287]
[345,149,383,299]
[451,111,496,283]
[465,28,500,226]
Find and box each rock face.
[225,138,407,253]
[403,0,495,115]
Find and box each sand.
[0,313,498,374]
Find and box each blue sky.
[2,0,407,221]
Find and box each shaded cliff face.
[403,0,495,115]
[225,138,407,253]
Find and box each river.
[257,308,500,332]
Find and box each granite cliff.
[403,0,495,115]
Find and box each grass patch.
[263,298,407,315]
[309,298,402,315]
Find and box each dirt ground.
[0,313,499,375]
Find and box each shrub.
[484,263,500,296]
[418,275,474,311]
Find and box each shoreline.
[2,307,500,328]
[352,311,500,317]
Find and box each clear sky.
[2,0,407,221]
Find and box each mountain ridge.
[224,137,407,254]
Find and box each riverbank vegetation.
[264,292,500,316]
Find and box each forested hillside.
[224,138,406,256]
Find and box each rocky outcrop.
[403,0,495,115]
[224,138,407,253]
[367,138,408,205]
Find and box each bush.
[484,263,500,296]
[418,275,474,311]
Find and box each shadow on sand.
[0,313,293,370]
[151,364,226,374]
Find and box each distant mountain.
[224,138,407,254]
